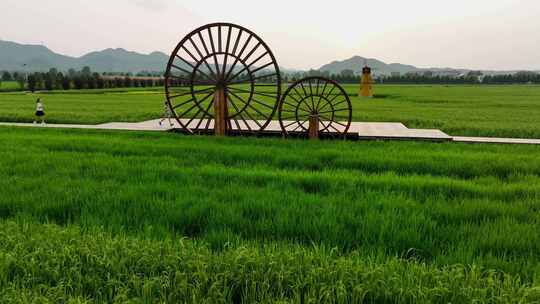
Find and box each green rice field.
[1,84,540,138]
[0,81,20,92]
[0,127,539,302]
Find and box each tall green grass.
[2,220,539,303]
[1,127,539,285]
[0,81,20,92]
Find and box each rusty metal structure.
[278,77,352,139]
[164,23,281,135]
[164,23,353,139]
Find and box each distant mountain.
[0,40,77,71]
[319,56,419,76]
[317,55,540,77]
[0,40,169,73]
[78,49,169,73]
[1,40,536,76]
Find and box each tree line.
[1,67,165,92]
[381,71,540,84]
[2,67,540,91]
[285,69,540,85]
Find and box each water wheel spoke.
[226,41,262,81]
[307,79,316,111]
[169,87,215,99]
[282,120,299,129]
[224,35,253,80]
[228,97,252,131]
[228,72,277,85]
[171,55,215,81]
[315,81,329,111]
[187,98,215,128]
[194,112,209,130]
[230,117,242,131]
[319,114,347,128]
[251,97,275,110]
[323,85,337,100]
[187,37,218,80]
[196,32,219,78]
[227,87,276,99]
[227,90,266,118]
[291,119,309,132]
[226,50,268,83]
[290,87,313,112]
[170,64,193,77]
[172,98,196,110]
[176,92,214,117]
[280,113,309,121]
[281,100,311,114]
[222,26,233,78]
[227,91,264,128]
[206,27,221,75]
[250,62,275,76]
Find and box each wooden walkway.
[1,120,539,145]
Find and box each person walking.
[34,97,46,125]
[159,100,174,127]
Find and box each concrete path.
[1,120,539,145]
[0,121,167,132]
[453,136,540,145]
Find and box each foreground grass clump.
[1,127,540,301]
[1,221,539,303]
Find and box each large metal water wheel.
[278,77,352,139]
[164,23,281,135]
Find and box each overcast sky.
[1,0,539,70]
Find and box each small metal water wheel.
[278,77,352,139]
[164,23,281,135]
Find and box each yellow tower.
[360,62,373,98]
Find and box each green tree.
[96,75,105,89]
[340,69,355,78]
[73,76,84,90]
[2,71,12,81]
[27,74,37,92]
[87,76,96,89]
[81,66,92,76]
[55,72,64,89]
[61,76,71,90]
[68,68,76,78]
[124,76,132,87]
[48,68,58,77]
[44,74,54,91]
[14,72,25,90]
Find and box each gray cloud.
[1,0,539,70]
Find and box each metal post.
[213,88,228,136]
[308,114,319,140]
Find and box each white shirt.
[36,102,44,111]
